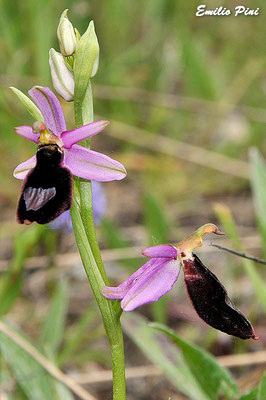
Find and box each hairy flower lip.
[13,86,127,182]
[182,254,259,340]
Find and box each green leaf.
[257,372,266,400]
[58,306,98,366]
[0,226,43,316]
[10,87,44,121]
[39,280,68,355]
[55,382,75,400]
[0,328,56,400]
[179,28,220,100]
[151,323,239,400]
[123,312,211,400]
[143,193,169,244]
[250,148,266,253]
[239,387,258,400]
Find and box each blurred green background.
[0,0,265,399]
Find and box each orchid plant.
[11,9,258,400]
[12,11,127,399]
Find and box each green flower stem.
[79,180,109,283]
[71,80,126,400]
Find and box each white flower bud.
[57,9,77,56]
[49,48,74,101]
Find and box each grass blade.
[123,312,211,400]
[239,387,258,400]
[257,371,266,400]
[215,203,266,311]
[151,322,239,400]
[0,327,56,399]
[0,225,43,316]
[250,148,266,254]
[39,280,68,355]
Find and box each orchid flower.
[13,86,126,182]
[103,224,258,340]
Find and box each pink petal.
[102,259,155,300]
[121,258,181,311]
[64,145,127,181]
[13,155,36,180]
[14,126,39,144]
[142,245,178,259]
[61,120,109,149]
[28,86,66,137]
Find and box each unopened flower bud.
[57,9,77,56]
[49,48,74,101]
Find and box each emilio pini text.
[196,5,260,17]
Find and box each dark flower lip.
[183,254,259,340]
[17,145,72,225]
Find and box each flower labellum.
[17,140,72,225]
[178,224,258,340]
[57,9,77,56]
[182,254,257,340]
[49,49,74,101]
[13,86,127,224]
[103,224,258,340]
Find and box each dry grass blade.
[0,321,96,400]
[73,351,266,385]
[0,234,261,273]
[1,75,266,123]
[93,84,266,124]
[210,242,266,265]
[218,351,266,368]
[103,118,250,179]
